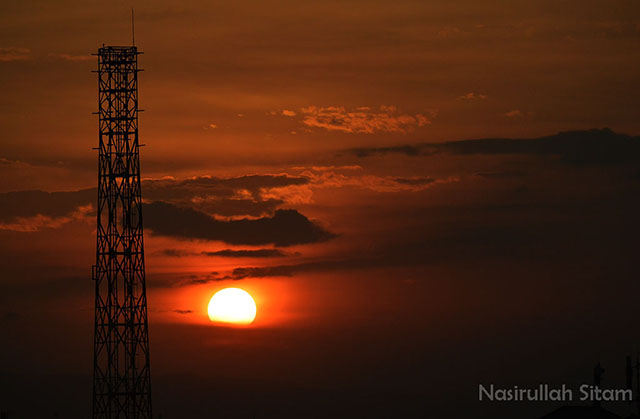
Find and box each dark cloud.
[158,248,287,258]
[347,145,424,158]
[439,128,640,165]
[202,249,287,258]
[0,177,333,245]
[348,129,640,166]
[175,272,235,286]
[167,263,329,285]
[228,259,372,279]
[0,174,308,229]
[172,309,193,315]
[157,249,192,257]
[144,201,334,246]
[0,188,94,221]
[224,198,640,281]
[392,177,436,186]
[475,170,527,179]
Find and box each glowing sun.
[207,288,257,325]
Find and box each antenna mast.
[131,8,135,46]
[92,44,152,418]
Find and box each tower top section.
[96,45,142,61]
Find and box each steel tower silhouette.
[92,45,152,418]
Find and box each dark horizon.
[2,1,640,418]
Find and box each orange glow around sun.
[207,288,257,325]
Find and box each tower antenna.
[92,44,151,418]
[131,8,135,46]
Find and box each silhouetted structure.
[626,354,640,417]
[541,361,635,419]
[541,405,622,419]
[92,45,152,418]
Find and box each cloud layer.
[348,128,640,165]
[300,106,431,134]
[0,47,30,62]
[144,202,333,246]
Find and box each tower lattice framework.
[92,45,152,419]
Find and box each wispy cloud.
[48,52,92,62]
[0,204,92,232]
[295,165,363,172]
[299,105,432,134]
[504,109,534,119]
[0,47,30,62]
[458,92,487,101]
[172,309,193,314]
[297,170,454,193]
[0,157,28,166]
[437,26,461,38]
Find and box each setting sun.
[207,288,257,325]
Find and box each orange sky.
[2,1,640,418]
[2,1,640,191]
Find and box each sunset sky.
[2,1,640,418]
